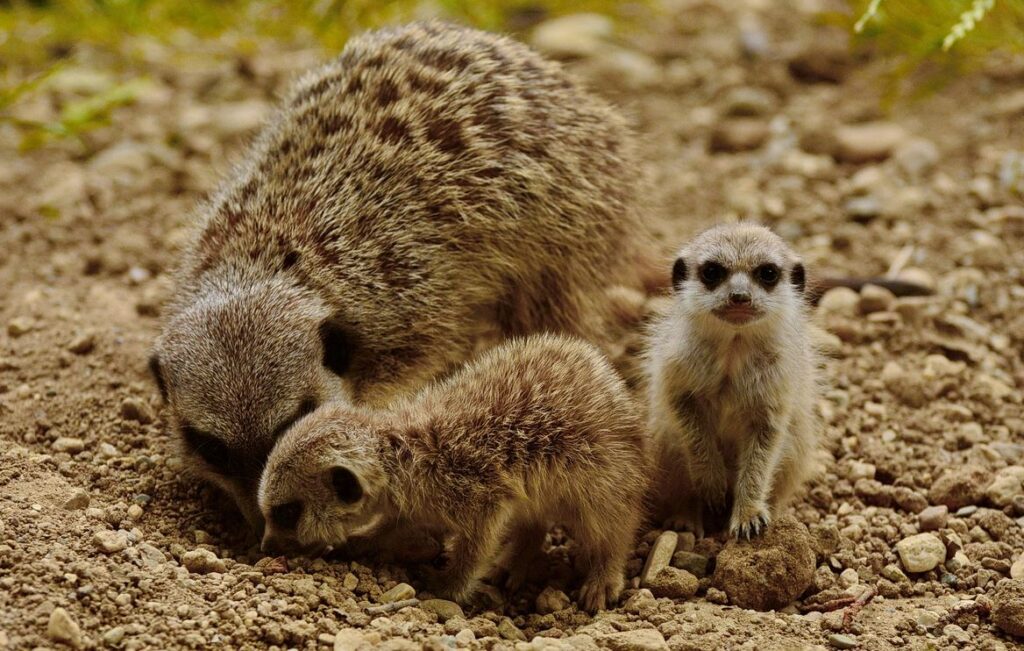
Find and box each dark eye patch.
[331,466,363,504]
[698,261,727,289]
[754,263,780,288]
[319,320,353,377]
[270,501,303,530]
[181,425,232,471]
[271,397,319,441]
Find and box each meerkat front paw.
[578,572,623,614]
[729,501,771,540]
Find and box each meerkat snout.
[258,417,390,554]
[150,278,355,530]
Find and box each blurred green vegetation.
[0,0,637,149]
[0,0,634,65]
[841,0,1024,97]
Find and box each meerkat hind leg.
[427,512,508,605]
[494,519,549,593]
[572,509,634,613]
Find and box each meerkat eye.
[790,263,806,293]
[754,263,781,288]
[270,501,303,530]
[319,320,353,377]
[331,467,364,504]
[698,262,727,289]
[671,258,687,291]
[148,353,167,401]
[182,426,232,470]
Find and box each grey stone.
[640,531,678,588]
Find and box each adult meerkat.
[149,22,654,528]
[646,223,823,539]
[258,335,649,613]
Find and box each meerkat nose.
[729,291,752,305]
[260,533,282,555]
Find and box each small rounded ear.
[148,352,167,401]
[791,263,806,293]
[331,466,364,504]
[319,319,353,376]
[671,258,687,292]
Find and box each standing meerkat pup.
[646,223,823,539]
[149,21,654,528]
[258,335,649,613]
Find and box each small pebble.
[47,607,82,648]
[7,317,33,337]
[52,437,85,454]
[535,587,572,614]
[103,626,126,645]
[67,332,96,355]
[63,489,90,511]
[342,572,359,590]
[93,530,129,554]
[1011,555,1024,580]
[839,568,859,588]
[181,548,226,574]
[918,505,948,531]
[497,617,527,641]
[379,582,415,603]
[419,599,463,622]
[640,530,678,587]
[828,633,858,649]
[895,533,945,573]
[120,397,154,424]
[647,566,699,599]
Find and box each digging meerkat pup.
[148,21,654,528]
[646,223,823,539]
[258,334,649,613]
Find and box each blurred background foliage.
[840,0,1024,96]
[0,0,638,148]
[1,0,1022,148]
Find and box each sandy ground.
[2,1,1024,649]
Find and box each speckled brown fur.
[258,335,650,613]
[150,22,654,529]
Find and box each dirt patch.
[2,2,1023,650]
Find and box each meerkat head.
[257,404,391,555]
[149,276,359,532]
[671,223,806,330]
